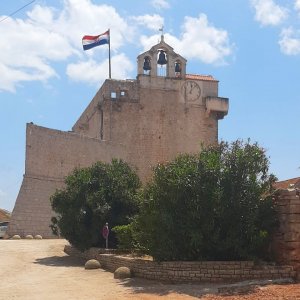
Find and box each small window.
[157,50,167,77]
[120,91,126,97]
[111,91,117,99]
[175,61,182,77]
[143,56,151,75]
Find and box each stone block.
[85,259,101,270]
[289,205,300,214]
[288,214,300,223]
[11,235,21,240]
[284,232,300,242]
[114,267,131,279]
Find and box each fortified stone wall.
[8,176,64,237]
[8,74,223,237]
[72,79,140,140]
[71,87,103,139]
[71,77,221,181]
[8,123,128,237]
[25,124,126,179]
[272,188,300,278]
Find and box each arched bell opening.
[175,60,182,77]
[143,56,151,75]
[157,49,167,77]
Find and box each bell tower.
[137,34,187,78]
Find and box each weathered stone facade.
[8,125,125,237]
[8,37,229,238]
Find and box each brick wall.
[272,188,300,278]
[64,245,295,283]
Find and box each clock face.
[181,81,201,102]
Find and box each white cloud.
[0,0,132,92]
[295,0,300,12]
[279,27,300,55]
[26,4,55,25]
[250,0,300,55]
[140,14,233,65]
[131,14,164,31]
[0,61,56,93]
[0,0,233,91]
[0,15,70,92]
[151,0,170,10]
[251,0,288,26]
[67,53,134,84]
[51,0,133,50]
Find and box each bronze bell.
[175,62,181,73]
[157,50,167,65]
[143,57,151,71]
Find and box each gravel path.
[0,239,299,300]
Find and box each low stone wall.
[64,245,295,283]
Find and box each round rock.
[11,235,21,240]
[84,259,101,270]
[114,267,131,279]
[25,235,33,239]
[34,235,43,240]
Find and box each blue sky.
[1,0,300,211]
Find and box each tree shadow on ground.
[34,255,85,267]
[119,277,220,298]
[118,278,262,298]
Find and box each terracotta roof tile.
[186,74,218,82]
[0,209,11,222]
[274,177,300,189]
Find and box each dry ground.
[0,239,299,300]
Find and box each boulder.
[25,235,33,239]
[84,259,101,270]
[11,235,21,240]
[114,267,131,279]
[34,235,43,239]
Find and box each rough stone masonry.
[7,36,229,238]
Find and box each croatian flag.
[82,30,110,51]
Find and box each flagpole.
[108,29,111,79]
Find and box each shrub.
[112,224,134,250]
[50,159,141,251]
[133,140,278,261]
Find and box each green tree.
[133,140,278,261]
[50,159,141,251]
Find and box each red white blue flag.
[82,30,110,51]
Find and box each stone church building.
[8,36,229,238]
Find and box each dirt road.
[0,239,300,300]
